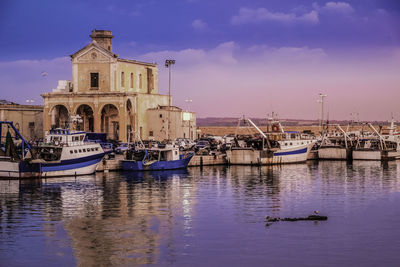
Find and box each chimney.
[90,30,114,52]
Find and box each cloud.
[138,41,238,66]
[245,45,327,64]
[192,19,207,31]
[231,3,354,26]
[231,7,319,25]
[314,2,354,14]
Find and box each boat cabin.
[45,129,86,146]
[126,147,180,162]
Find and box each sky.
[0,0,399,121]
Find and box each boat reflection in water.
[121,168,189,181]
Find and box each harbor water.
[1,161,400,266]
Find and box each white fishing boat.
[318,124,355,160]
[226,117,316,165]
[353,121,400,161]
[30,129,105,177]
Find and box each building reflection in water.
[62,170,196,266]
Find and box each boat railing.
[37,140,96,147]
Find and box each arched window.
[121,72,125,87]
[139,73,142,89]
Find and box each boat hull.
[121,154,193,171]
[307,150,319,160]
[0,160,41,178]
[353,150,400,161]
[318,147,351,160]
[38,153,105,177]
[227,143,313,165]
[0,153,105,178]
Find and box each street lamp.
[165,59,175,140]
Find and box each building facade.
[147,106,196,141]
[0,101,43,140]
[42,30,196,142]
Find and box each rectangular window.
[149,131,153,137]
[91,73,99,88]
[121,72,125,87]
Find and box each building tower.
[90,30,114,52]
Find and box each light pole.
[165,59,175,141]
[185,99,192,139]
[318,93,327,132]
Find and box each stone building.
[0,100,43,140]
[42,30,196,142]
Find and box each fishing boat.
[226,117,316,165]
[121,146,194,171]
[353,121,400,161]
[30,128,105,177]
[318,124,355,160]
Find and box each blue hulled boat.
[121,147,194,171]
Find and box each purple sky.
[0,0,399,120]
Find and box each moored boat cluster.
[1,116,400,179]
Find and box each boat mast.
[368,123,387,150]
[247,118,267,139]
[334,124,352,149]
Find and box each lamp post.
[165,59,175,141]
[317,93,327,133]
[185,99,192,139]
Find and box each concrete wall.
[116,61,158,94]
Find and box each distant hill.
[196,117,388,127]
